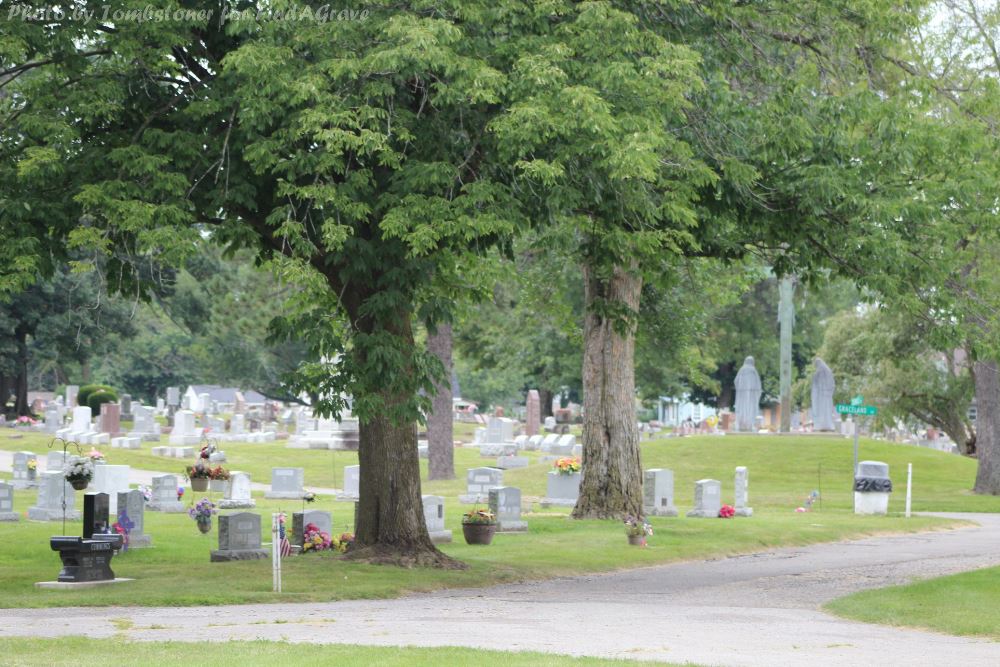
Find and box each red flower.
[719,504,735,518]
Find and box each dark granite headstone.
[83,493,109,539]
[210,512,268,562]
[49,534,123,582]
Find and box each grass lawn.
[0,429,992,608]
[825,565,1000,640]
[0,638,678,666]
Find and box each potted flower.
[623,515,653,546]
[185,462,212,492]
[189,498,217,534]
[64,455,95,491]
[209,465,230,492]
[26,458,37,482]
[461,508,498,545]
[14,416,37,430]
[546,456,583,502]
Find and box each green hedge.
[77,384,114,407]
[87,390,118,414]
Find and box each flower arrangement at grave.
[14,415,37,428]
[209,466,230,481]
[795,490,820,513]
[63,455,95,490]
[553,457,581,475]
[139,485,152,502]
[461,508,498,545]
[718,504,735,519]
[26,458,37,479]
[185,462,212,492]
[334,532,355,553]
[461,508,497,525]
[189,498,217,534]
[302,522,334,552]
[86,448,105,463]
[177,486,185,501]
[113,509,134,552]
[624,515,653,546]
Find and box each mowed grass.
[825,566,1000,640]
[0,638,680,667]
[0,429,990,609]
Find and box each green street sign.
[850,395,864,407]
[836,404,877,416]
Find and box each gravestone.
[496,455,529,469]
[47,534,124,583]
[265,467,305,499]
[219,471,255,509]
[99,402,121,437]
[44,405,63,433]
[459,467,503,503]
[129,405,160,441]
[338,465,360,501]
[66,385,79,409]
[117,489,151,547]
[543,416,557,431]
[28,472,79,521]
[166,386,180,407]
[485,417,515,443]
[120,394,133,420]
[146,474,185,512]
[734,356,762,432]
[811,358,836,431]
[854,460,892,515]
[89,465,130,514]
[421,495,452,543]
[69,406,93,436]
[46,451,67,471]
[525,390,541,436]
[0,481,19,521]
[479,442,517,457]
[210,512,269,562]
[489,486,527,532]
[542,470,581,507]
[540,434,559,452]
[291,510,333,548]
[526,435,544,451]
[111,436,141,449]
[643,469,678,517]
[686,479,722,518]
[12,451,38,489]
[168,410,201,445]
[156,397,165,413]
[551,434,576,455]
[83,493,110,538]
[734,466,753,517]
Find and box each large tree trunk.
[426,323,455,481]
[539,388,554,418]
[972,359,1000,494]
[717,361,735,409]
[0,374,10,415]
[13,327,30,417]
[573,262,643,520]
[347,308,462,568]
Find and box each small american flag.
[278,516,292,557]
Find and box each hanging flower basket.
[69,478,90,491]
[197,520,212,534]
[627,534,646,546]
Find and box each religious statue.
[734,356,762,432]
[811,357,836,431]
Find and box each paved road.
[2,512,999,665]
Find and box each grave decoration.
[301,522,334,552]
[461,507,497,545]
[718,504,736,518]
[795,490,820,513]
[185,461,213,492]
[113,509,134,552]
[553,456,581,475]
[15,415,38,429]
[189,497,217,534]
[623,515,652,546]
[63,455,95,491]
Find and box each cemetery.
[4,2,1000,664]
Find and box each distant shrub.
[78,384,114,407]
[87,390,118,413]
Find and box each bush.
[77,384,115,407]
[87,390,118,414]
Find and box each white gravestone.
[168,410,201,445]
[459,467,503,504]
[0,481,19,521]
[540,434,560,452]
[550,434,576,455]
[219,471,255,509]
[526,435,544,451]
[734,466,753,517]
[46,451,67,472]
[147,474,185,512]
[66,385,79,409]
[90,464,131,514]
[265,467,305,499]
[543,470,581,507]
[422,495,452,543]
[111,436,141,449]
[129,405,160,441]
[496,455,529,469]
[489,486,526,532]
[69,406,93,436]
[166,386,180,407]
[117,489,151,547]
[643,469,678,517]
[854,460,892,515]
[27,471,80,521]
[336,465,360,501]
[687,479,722,518]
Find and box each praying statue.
[811,357,836,431]
[734,356,762,432]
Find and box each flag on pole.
[278,514,291,557]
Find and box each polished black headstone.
[49,535,123,582]
[83,493,109,539]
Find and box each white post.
[271,513,282,592]
[905,463,912,519]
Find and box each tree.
[820,307,975,454]
[426,323,455,480]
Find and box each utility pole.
[778,275,795,433]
